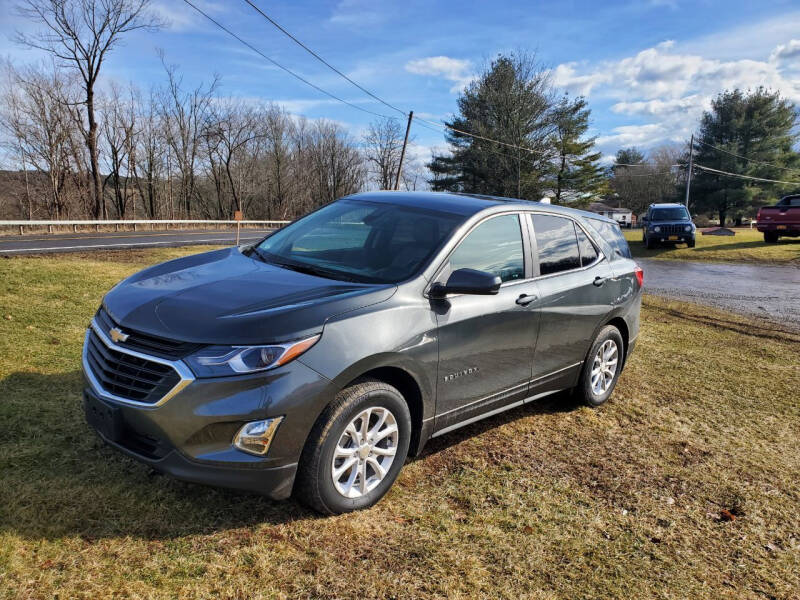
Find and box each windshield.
[651,207,690,220]
[254,200,465,283]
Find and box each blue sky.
[2,0,799,164]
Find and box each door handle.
[593,276,606,287]
[515,293,537,306]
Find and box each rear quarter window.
[586,218,632,259]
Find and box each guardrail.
[0,218,289,235]
[0,219,291,246]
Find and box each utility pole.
[684,133,694,209]
[394,111,413,191]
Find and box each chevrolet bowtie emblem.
[109,327,129,343]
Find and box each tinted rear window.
[532,214,581,275]
[586,218,632,259]
[576,225,599,267]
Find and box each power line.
[695,139,800,174]
[242,0,407,118]
[180,0,393,120]
[414,115,554,156]
[191,0,592,162]
[694,164,800,186]
[613,162,681,168]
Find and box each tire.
[573,325,624,407]
[687,238,696,248]
[645,236,656,249]
[764,232,779,243]
[294,379,411,515]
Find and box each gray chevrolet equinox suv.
[83,192,642,514]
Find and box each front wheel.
[573,326,624,407]
[687,238,696,248]
[645,236,656,249]
[294,379,411,515]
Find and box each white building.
[587,202,634,228]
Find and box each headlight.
[653,226,661,233]
[185,334,320,377]
[684,225,692,232]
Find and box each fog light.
[233,417,283,456]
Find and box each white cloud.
[610,94,708,118]
[555,36,800,152]
[329,0,389,27]
[405,56,474,93]
[151,0,224,32]
[770,39,800,64]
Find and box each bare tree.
[202,100,264,217]
[132,90,166,218]
[608,145,682,215]
[363,117,404,190]
[159,54,218,218]
[15,0,161,217]
[303,120,366,204]
[101,83,139,218]
[0,61,82,218]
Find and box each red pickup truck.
[756,195,800,242]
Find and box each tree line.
[0,0,425,221]
[1,1,797,226]
[2,55,429,220]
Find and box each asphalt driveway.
[639,258,800,328]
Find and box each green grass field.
[624,228,800,264]
[1,247,799,599]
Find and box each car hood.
[102,247,396,345]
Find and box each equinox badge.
[443,367,479,383]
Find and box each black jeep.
[642,203,696,249]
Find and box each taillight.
[634,265,644,288]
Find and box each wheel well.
[346,366,424,454]
[606,317,629,364]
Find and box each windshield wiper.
[271,260,360,283]
[247,245,271,264]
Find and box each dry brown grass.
[1,248,798,599]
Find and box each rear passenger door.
[527,213,614,394]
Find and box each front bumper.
[647,233,694,243]
[82,327,334,498]
[85,389,298,498]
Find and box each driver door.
[432,213,541,433]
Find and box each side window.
[586,218,632,259]
[575,225,599,267]
[532,214,581,276]
[447,214,524,282]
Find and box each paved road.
[0,228,275,254]
[640,258,800,328]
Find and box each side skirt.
[430,388,562,439]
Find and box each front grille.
[96,307,201,360]
[660,224,687,235]
[85,328,181,404]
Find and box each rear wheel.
[294,379,411,515]
[573,326,624,407]
[764,231,779,243]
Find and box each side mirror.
[430,268,502,298]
